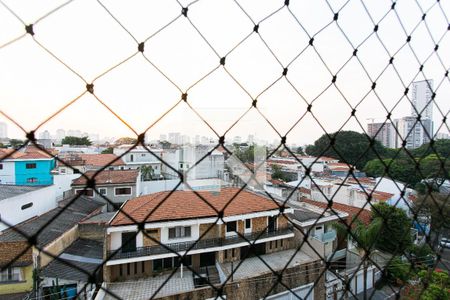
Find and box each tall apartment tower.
[395,116,433,149]
[367,121,395,148]
[0,122,7,139]
[411,80,433,119]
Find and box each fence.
[0,0,449,299]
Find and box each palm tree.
[140,165,154,181]
[334,217,383,300]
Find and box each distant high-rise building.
[38,130,51,140]
[247,134,255,144]
[395,116,433,149]
[67,129,82,137]
[168,132,181,145]
[436,132,450,140]
[159,134,167,142]
[411,80,433,119]
[56,129,66,141]
[367,122,395,148]
[0,122,7,139]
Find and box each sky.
[0,0,449,145]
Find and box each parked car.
[438,237,450,251]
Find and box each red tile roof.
[72,169,138,186]
[0,147,53,160]
[301,198,372,225]
[110,188,281,226]
[79,154,125,167]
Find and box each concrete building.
[71,169,139,211]
[367,121,396,148]
[99,188,324,300]
[0,196,104,298]
[55,153,126,175]
[113,145,163,176]
[0,146,55,186]
[395,116,433,149]
[0,122,7,139]
[411,80,433,119]
[0,185,58,232]
[162,146,225,181]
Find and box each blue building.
[0,147,55,186]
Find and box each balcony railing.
[108,227,293,260]
[312,230,337,243]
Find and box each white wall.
[0,160,16,184]
[137,179,181,196]
[53,173,81,198]
[160,224,199,244]
[0,185,57,232]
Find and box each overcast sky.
[1,0,449,144]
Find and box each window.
[153,256,191,272]
[142,261,145,273]
[0,267,21,282]
[0,164,3,169]
[226,221,237,233]
[26,163,36,169]
[168,226,191,239]
[26,178,38,183]
[245,219,251,229]
[121,232,137,253]
[75,189,94,197]
[60,168,66,174]
[98,188,107,196]
[231,248,235,257]
[21,202,33,210]
[134,262,138,274]
[115,187,132,196]
[268,216,277,233]
[141,154,146,157]
[224,250,228,259]
[130,154,134,162]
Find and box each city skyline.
[1,0,449,145]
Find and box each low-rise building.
[0,185,57,232]
[55,153,126,175]
[0,146,55,186]
[0,196,104,298]
[113,145,163,176]
[100,188,324,299]
[71,169,139,211]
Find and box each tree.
[101,147,113,154]
[271,164,289,181]
[413,192,450,237]
[61,136,92,146]
[371,203,413,255]
[296,146,305,155]
[9,139,24,148]
[114,137,137,145]
[363,157,421,187]
[306,131,386,169]
[412,139,450,159]
[386,256,413,284]
[334,217,383,297]
[140,165,155,181]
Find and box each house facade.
[0,147,55,186]
[98,188,325,299]
[105,188,294,282]
[71,169,139,211]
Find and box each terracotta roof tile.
[0,147,53,160]
[72,169,138,186]
[110,188,281,226]
[79,154,125,167]
[301,198,372,225]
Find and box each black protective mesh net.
[0,0,449,299]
